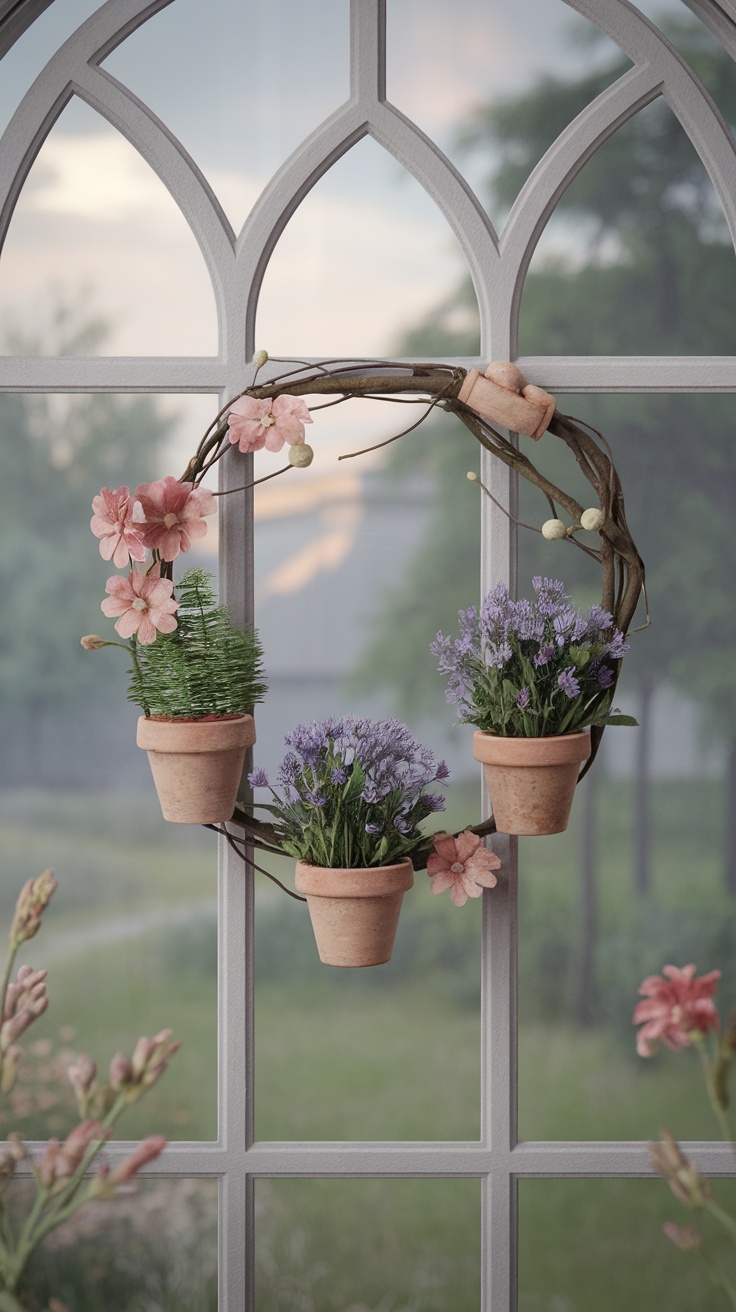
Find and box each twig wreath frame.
[180,355,646,876]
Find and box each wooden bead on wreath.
[172,351,646,865]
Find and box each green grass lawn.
[2,778,736,1308]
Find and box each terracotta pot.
[294,858,415,968]
[472,729,591,836]
[136,714,256,824]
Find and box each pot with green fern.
[83,567,267,824]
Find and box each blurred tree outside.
[353,17,736,903]
[0,295,175,783]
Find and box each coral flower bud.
[541,518,567,540]
[581,507,605,531]
[80,635,109,650]
[289,443,314,468]
[109,1052,134,1090]
[10,871,57,947]
[252,350,269,368]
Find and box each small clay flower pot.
[472,729,591,836]
[136,713,256,824]
[294,859,415,968]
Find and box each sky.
[0,0,689,365]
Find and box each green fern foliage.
[128,568,268,718]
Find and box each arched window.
[1,1,735,1306]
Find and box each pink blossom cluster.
[91,476,216,645]
[226,394,312,454]
[1,965,49,1052]
[36,1119,110,1192]
[91,477,216,568]
[32,1119,166,1197]
[68,1030,181,1117]
[633,963,721,1057]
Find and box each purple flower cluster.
[432,577,630,738]
[280,716,446,804]
[248,716,449,868]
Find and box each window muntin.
[0,1,733,1307]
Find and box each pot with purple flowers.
[432,577,636,836]
[248,717,450,967]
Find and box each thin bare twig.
[205,825,307,902]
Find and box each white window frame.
[1,1,736,1307]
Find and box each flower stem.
[705,1199,736,1243]
[696,1040,735,1143]
[0,940,19,1090]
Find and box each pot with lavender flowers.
[248,717,449,967]
[432,577,636,836]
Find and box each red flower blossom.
[633,964,721,1057]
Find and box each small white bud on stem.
[541,518,567,541]
[580,507,605,532]
[289,443,314,468]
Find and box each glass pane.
[0,97,218,356]
[386,0,632,232]
[14,1178,217,1311]
[0,0,102,137]
[519,95,736,355]
[0,386,219,1142]
[253,399,483,1140]
[652,10,736,115]
[520,1178,736,1310]
[104,0,351,233]
[256,1178,480,1310]
[516,392,736,1141]
[256,136,480,358]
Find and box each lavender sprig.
[249,717,449,868]
[431,577,637,738]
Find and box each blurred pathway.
[40,898,217,962]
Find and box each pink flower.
[68,1054,97,1109]
[38,1120,109,1187]
[110,1135,166,1185]
[426,830,501,907]
[9,870,57,947]
[1,965,49,1049]
[633,964,721,1057]
[227,394,312,454]
[90,486,146,568]
[663,1221,701,1251]
[101,571,179,645]
[135,476,216,562]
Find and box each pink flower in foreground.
[1,965,48,1048]
[227,394,312,454]
[101,571,178,646]
[426,830,501,907]
[38,1120,109,1189]
[90,486,146,568]
[135,476,216,562]
[663,1221,701,1251]
[633,964,721,1057]
[110,1135,166,1185]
